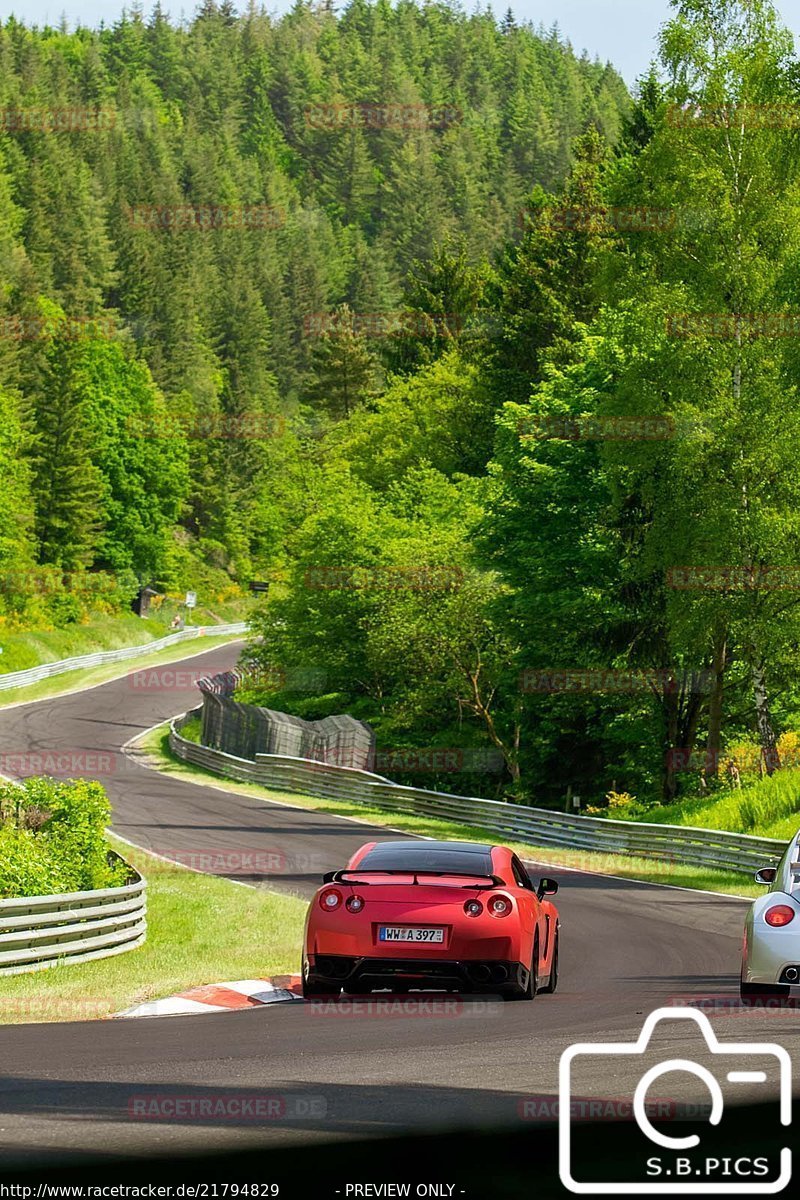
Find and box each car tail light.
[319,889,342,911]
[346,895,365,913]
[488,895,512,917]
[765,905,795,927]
[464,900,483,917]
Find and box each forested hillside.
[0,1,627,620]
[242,0,800,810]
[14,0,799,815]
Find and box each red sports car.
[302,839,560,1000]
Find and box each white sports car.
[741,833,800,1003]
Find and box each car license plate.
[379,926,445,944]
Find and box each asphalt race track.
[0,642,797,1170]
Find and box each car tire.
[740,978,787,1007]
[301,959,340,999]
[540,932,559,995]
[505,935,538,1001]
[302,979,340,998]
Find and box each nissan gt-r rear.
[302,839,560,1001]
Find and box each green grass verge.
[0,632,246,710]
[135,724,760,900]
[615,769,800,843]
[0,835,305,1025]
[0,599,248,675]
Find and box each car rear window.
[357,842,494,876]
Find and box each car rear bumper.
[744,929,800,986]
[306,952,527,993]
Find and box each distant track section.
[0,623,248,692]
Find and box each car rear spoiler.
[322,869,507,888]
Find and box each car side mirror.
[537,877,558,899]
[754,866,777,885]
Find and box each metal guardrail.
[0,855,146,976]
[0,623,248,693]
[169,712,787,875]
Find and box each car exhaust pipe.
[468,964,491,983]
[785,966,799,982]
[490,964,508,983]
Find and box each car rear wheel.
[301,958,341,998]
[302,979,340,998]
[740,978,787,1007]
[539,932,559,995]
[505,935,538,1001]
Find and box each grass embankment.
[137,722,759,900]
[0,835,305,1025]
[0,630,247,710]
[617,769,800,843]
[0,597,247,674]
